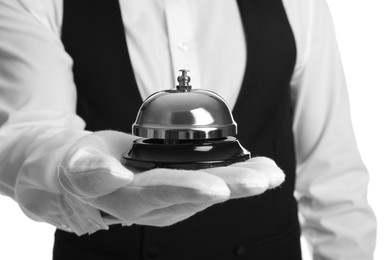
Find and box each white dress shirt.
[0,0,376,259]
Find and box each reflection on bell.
[122,69,251,172]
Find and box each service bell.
[122,69,250,172]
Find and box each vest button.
[147,246,161,258]
[234,245,246,256]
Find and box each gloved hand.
[58,130,285,229]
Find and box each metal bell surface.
[132,69,237,140]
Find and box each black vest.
[56,1,301,259]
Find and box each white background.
[325,0,390,259]
[0,0,389,259]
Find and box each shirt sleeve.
[0,0,107,235]
[283,0,377,259]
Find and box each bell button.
[147,246,161,258]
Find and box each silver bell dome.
[132,70,237,140]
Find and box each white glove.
[58,130,285,230]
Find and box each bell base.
[122,137,251,172]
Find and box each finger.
[133,202,213,226]
[89,131,137,159]
[202,166,269,199]
[231,157,285,188]
[90,168,230,221]
[132,168,231,203]
[59,147,134,199]
[91,185,212,220]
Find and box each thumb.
[58,146,134,199]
